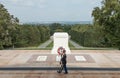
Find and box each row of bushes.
[14,25,50,47]
[69,25,108,47]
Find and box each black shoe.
[64,72,68,74]
[57,70,61,73]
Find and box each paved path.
[0,50,120,78]
[38,39,52,48]
[69,40,83,48]
[0,50,120,67]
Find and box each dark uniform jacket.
[61,54,67,65]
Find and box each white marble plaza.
[36,56,47,61]
[0,50,120,68]
[75,56,86,61]
[56,55,61,61]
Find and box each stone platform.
[0,50,120,68]
[0,50,120,78]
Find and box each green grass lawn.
[13,47,52,50]
[70,47,117,50]
[47,41,53,47]
[46,41,75,49]
[12,41,118,50]
[69,42,74,47]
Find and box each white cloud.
[87,0,102,5]
[9,0,46,7]
[25,1,34,7]
[11,0,19,3]
[0,0,102,22]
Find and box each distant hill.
[49,21,92,24]
[24,21,92,25]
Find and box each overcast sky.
[0,0,102,23]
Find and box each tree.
[0,3,12,49]
[49,23,63,35]
[0,3,51,49]
[92,0,120,49]
[0,3,21,49]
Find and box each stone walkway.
[69,40,83,48]
[0,50,120,78]
[38,39,52,48]
[0,50,120,67]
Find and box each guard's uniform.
[57,54,68,74]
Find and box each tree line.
[14,24,50,48]
[0,4,50,49]
[69,0,120,49]
[69,24,105,47]
[0,0,120,50]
